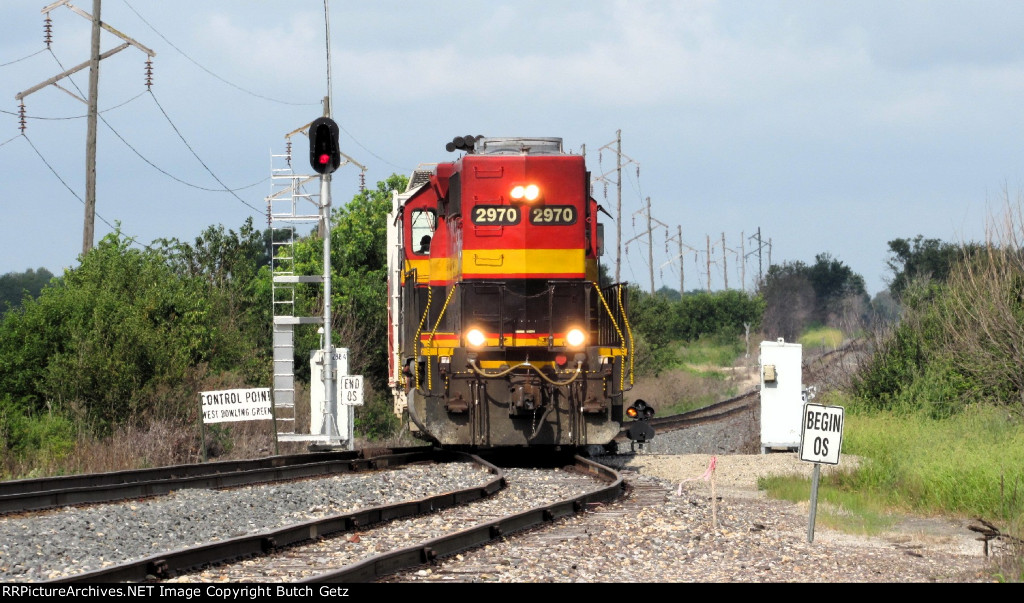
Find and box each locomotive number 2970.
[530,206,576,225]
[471,205,520,225]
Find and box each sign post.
[799,402,845,543]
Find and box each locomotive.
[386,136,636,447]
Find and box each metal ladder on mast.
[266,151,324,442]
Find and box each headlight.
[466,328,486,347]
[566,328,586,347]
[510,184,541,202]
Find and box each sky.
[3,0,1024,297]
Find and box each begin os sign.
[799,403,844,465]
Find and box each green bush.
[628,287,762,375]
[0,230,237,437]
[0,401,76,464]
[355,392,401,441]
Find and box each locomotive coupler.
[508,374,542,416]
[581,395,606,414]
[445,392,470,413]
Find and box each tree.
[0,230,217,433]
[759,253,868,339]
[291,174,408,389]
[760,266,815,341]
[886,236,976,302]
[0,267,55,315]
[156,218,272,381]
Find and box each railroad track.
[0,447,435,515]
[165,455,620,583]
[2,342,865,584]
[615,338,864,439]
[1,449,622,583]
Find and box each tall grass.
[761,392,1024,580]
[837,394,1024,520]
[673,333,747,369]
[798,326,845,350]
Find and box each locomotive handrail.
[593,283,632,390]
[467,358,583,387]
[415,282,460,392]
[617,284,635,390]
[413,280,433,391]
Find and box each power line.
[22,51,265,198]
[31,48,264,209]
[121,0,317,107]
[334,120,409,173]
[90,92,266,196]
[121,0,405,175]
[0,48,46,68]
[22,130,158,254]
[1,91,147,121]
[147,90,264,212]
[22,132,114,231]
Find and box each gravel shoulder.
[603,451,988,560]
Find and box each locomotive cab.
[387,137,634,447]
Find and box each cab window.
[410,209,436,256]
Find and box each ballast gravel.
[0,463,493,582]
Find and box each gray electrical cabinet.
[759,338,803,453]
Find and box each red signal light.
[309,117,341,174]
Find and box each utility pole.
[592,130,639,284]
[647,198,654,294]
[661,225,697,296]
[740,231,746,292]
[16,0,155,255]
[706,234,712,293]
[676,226,685,295]
[623,196,667,295]
[616,132,622,284]
[722,232,728,290]
[84,0,101,255]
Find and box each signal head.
[627,399,654,420]
[309,117,341,174]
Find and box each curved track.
[615,338,864,444]
[0,447,433,515]
[3,449,622,584]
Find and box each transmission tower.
[747,227,772,287]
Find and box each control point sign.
[201,388,272,424]
[799,403,844,465]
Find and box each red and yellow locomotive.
[387,136,634,447]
